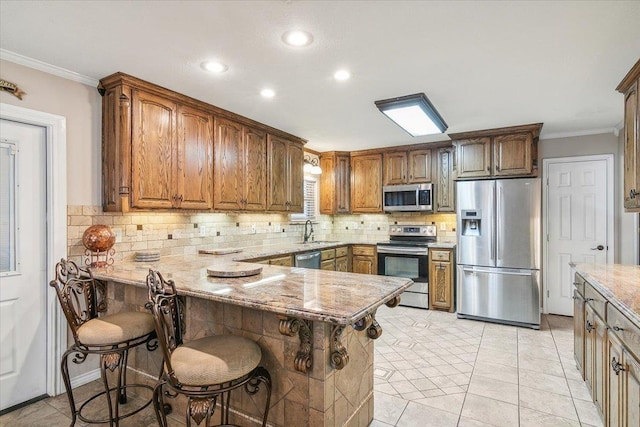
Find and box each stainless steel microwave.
[383,183,433,212]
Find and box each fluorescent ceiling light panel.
[375,93,447,136]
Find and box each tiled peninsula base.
[106,281,374,427]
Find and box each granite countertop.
[91,254,413,326]
[572,263,640,326]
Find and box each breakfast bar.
[91,254,413,427]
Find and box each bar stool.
[145,269,272,427]
[50,259,158,426]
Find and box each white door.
[545,158,610,315]
[0,119,47,411]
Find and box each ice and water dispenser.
[461,210,482,236]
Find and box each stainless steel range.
[377,225,436,309]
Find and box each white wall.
[0,59,101,205]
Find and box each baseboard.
[70,368,100,389]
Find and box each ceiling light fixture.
[201,60,228,73]
[334,69,351,81]
[303,155,322,174]
[375,93,448,136]
[282,30,313,47]
[260,88,275,98]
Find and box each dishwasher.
[294,251,321,269]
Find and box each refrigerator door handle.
[461,266,534,276]
[495,184,502,265]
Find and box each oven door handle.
[377,246,429,255]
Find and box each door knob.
[590,245,605,251]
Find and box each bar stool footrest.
[77,384,154,424]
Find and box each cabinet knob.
[631,189,638,199]
[612,325,624,332]
[585,320,594,333]
[611,357,625,375]
[496,165,501,172]
[486,166,490,172]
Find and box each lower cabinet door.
[574,289,586,379]
[321,259,335,271]
[335,256,348,272]
[608,332,624,427]
[593,312,607,419]
[623,349,640,427]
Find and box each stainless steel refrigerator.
[456,178,541,329]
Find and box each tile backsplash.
[67,206,456,264]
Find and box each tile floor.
[371,306,602,427]
[0,307,601,427]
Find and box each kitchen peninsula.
[91,250,413,427]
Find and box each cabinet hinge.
[546,234,549,242]
[547,289,549,297]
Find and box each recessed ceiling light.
[201,61,228,73]
[260,88,275,98]
[334,69,351,81]
[282,30,313,47]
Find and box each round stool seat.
[77,311,155,345]
[172,335,262,386]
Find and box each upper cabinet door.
[435,147,455,212]
[130,89,176,209]
[213,117,244,210]
[267,135,289,211]
[454,137,492,179]
[243,126,267,211]
[384,152,407,185]
[493,132,533,176]
[335,154,351,213]
[319,155,336,214]
[408,149,432,183]
[287,142,304,213]
[177,105,213,209]
[351,154,383,213]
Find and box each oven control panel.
[389,225,437,237]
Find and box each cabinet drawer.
[352,245,375,257]
[321,259,335,271]
[585,283,607,319]
[336,246,349,258]
[573,273,586,297]
[269,255,292,267]
[607,303,640,360]
[321,249,336,261]
[430,250,451,262]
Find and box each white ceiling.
[1,1,639,151]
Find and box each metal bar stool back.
[50,259,157,426]
[146,269,272,427]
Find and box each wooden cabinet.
[130,89,178,209]
[98,72,305,212]
[319,152,350,214]
[449,123,542,180]
[452,137,491,179]
[267,135,304,212]
[428,249,454,312]
[351,245,376,275]
[574,271,640,426]
[617,59,640,212]
[336,255,348,272]
[213,118,266,211]
[351,154,383,213]
[383,149,432,185]
[435,146,455,213]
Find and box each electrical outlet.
[113,228,123,243]
[251,224,257,234]
[199,225,206,236]
[439,223,447,231]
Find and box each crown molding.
[540,127,618,141]
[0,49,98,87]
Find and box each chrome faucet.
[303,220,314,243]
